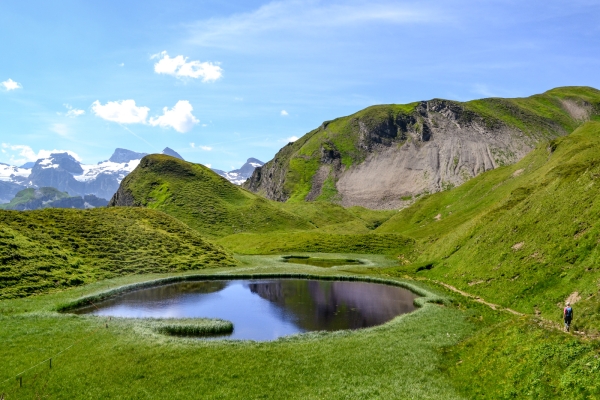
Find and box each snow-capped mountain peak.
[212,158,264,185]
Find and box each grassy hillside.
[0,187,70,210]
[378,121,600,333]
[111,155,407,253]
[245,86,600,203]
[111,155,318,238]
[0,208,236,299]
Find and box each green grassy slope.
[245,86,600,202]
[0,208,236,299]
[112,154,315,238]
[378,121,600,333]
[112,155,409,254]
[0,187,70,210]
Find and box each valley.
[2,87,600,398]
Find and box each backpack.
[565,306,573,319]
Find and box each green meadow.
[1,256,598,399]
[3,89,600,398]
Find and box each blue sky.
[1,0,599,170]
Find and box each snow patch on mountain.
[213,158,264,185]
[73,159,141,183]
[0,164,31,181]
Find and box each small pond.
[73,279,418,341]
[281,256,364,268]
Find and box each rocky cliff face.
[245,87,600,209]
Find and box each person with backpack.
[564,302,573,332]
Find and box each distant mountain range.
[0,147,262,203]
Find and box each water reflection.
[73,279,418,341]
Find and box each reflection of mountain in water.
[72,281,227,314]
[247,280,417,332]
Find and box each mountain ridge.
[244,86,600,209]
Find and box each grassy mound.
[110,155,400,242]
[0,208,236,299]
[111,154,316,238]
[378,121,600,332]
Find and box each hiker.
[563,302,573,332]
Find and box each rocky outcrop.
[244,87,600,209]
[161,147,184,160]
[108,185,140,207]
[109,148,148,163]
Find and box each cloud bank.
[2,143,81,164]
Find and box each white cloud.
[2,143,81,164]
[190,142,195,148]
[204,163,212,168]
[92,100,149,124]
[149,100,199,133]
[280,110,289,116]
[200,146,212,151]
[2,78,22,91]
[152,51,223,82]
[201,123,208,127]
[64,104,85,118]
[119,63,125,67]
[286,136,299,142]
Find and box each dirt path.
[431,280,524,315]
[428,279,600,341]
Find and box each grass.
[112,155,402,248]
[218,232,414,255]
[0,208,236,299]
[1,258,596,398]
[147,318,234,337]
[0,187,71,210]
[115,155,315,238]
[0,259,472,399]
[376,121,600,334]
[442,316,600,399]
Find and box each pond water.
[281,256,364,268]
[73,279,418,341]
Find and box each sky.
[1,0,599,170]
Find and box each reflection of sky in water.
[83,279,417,341]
